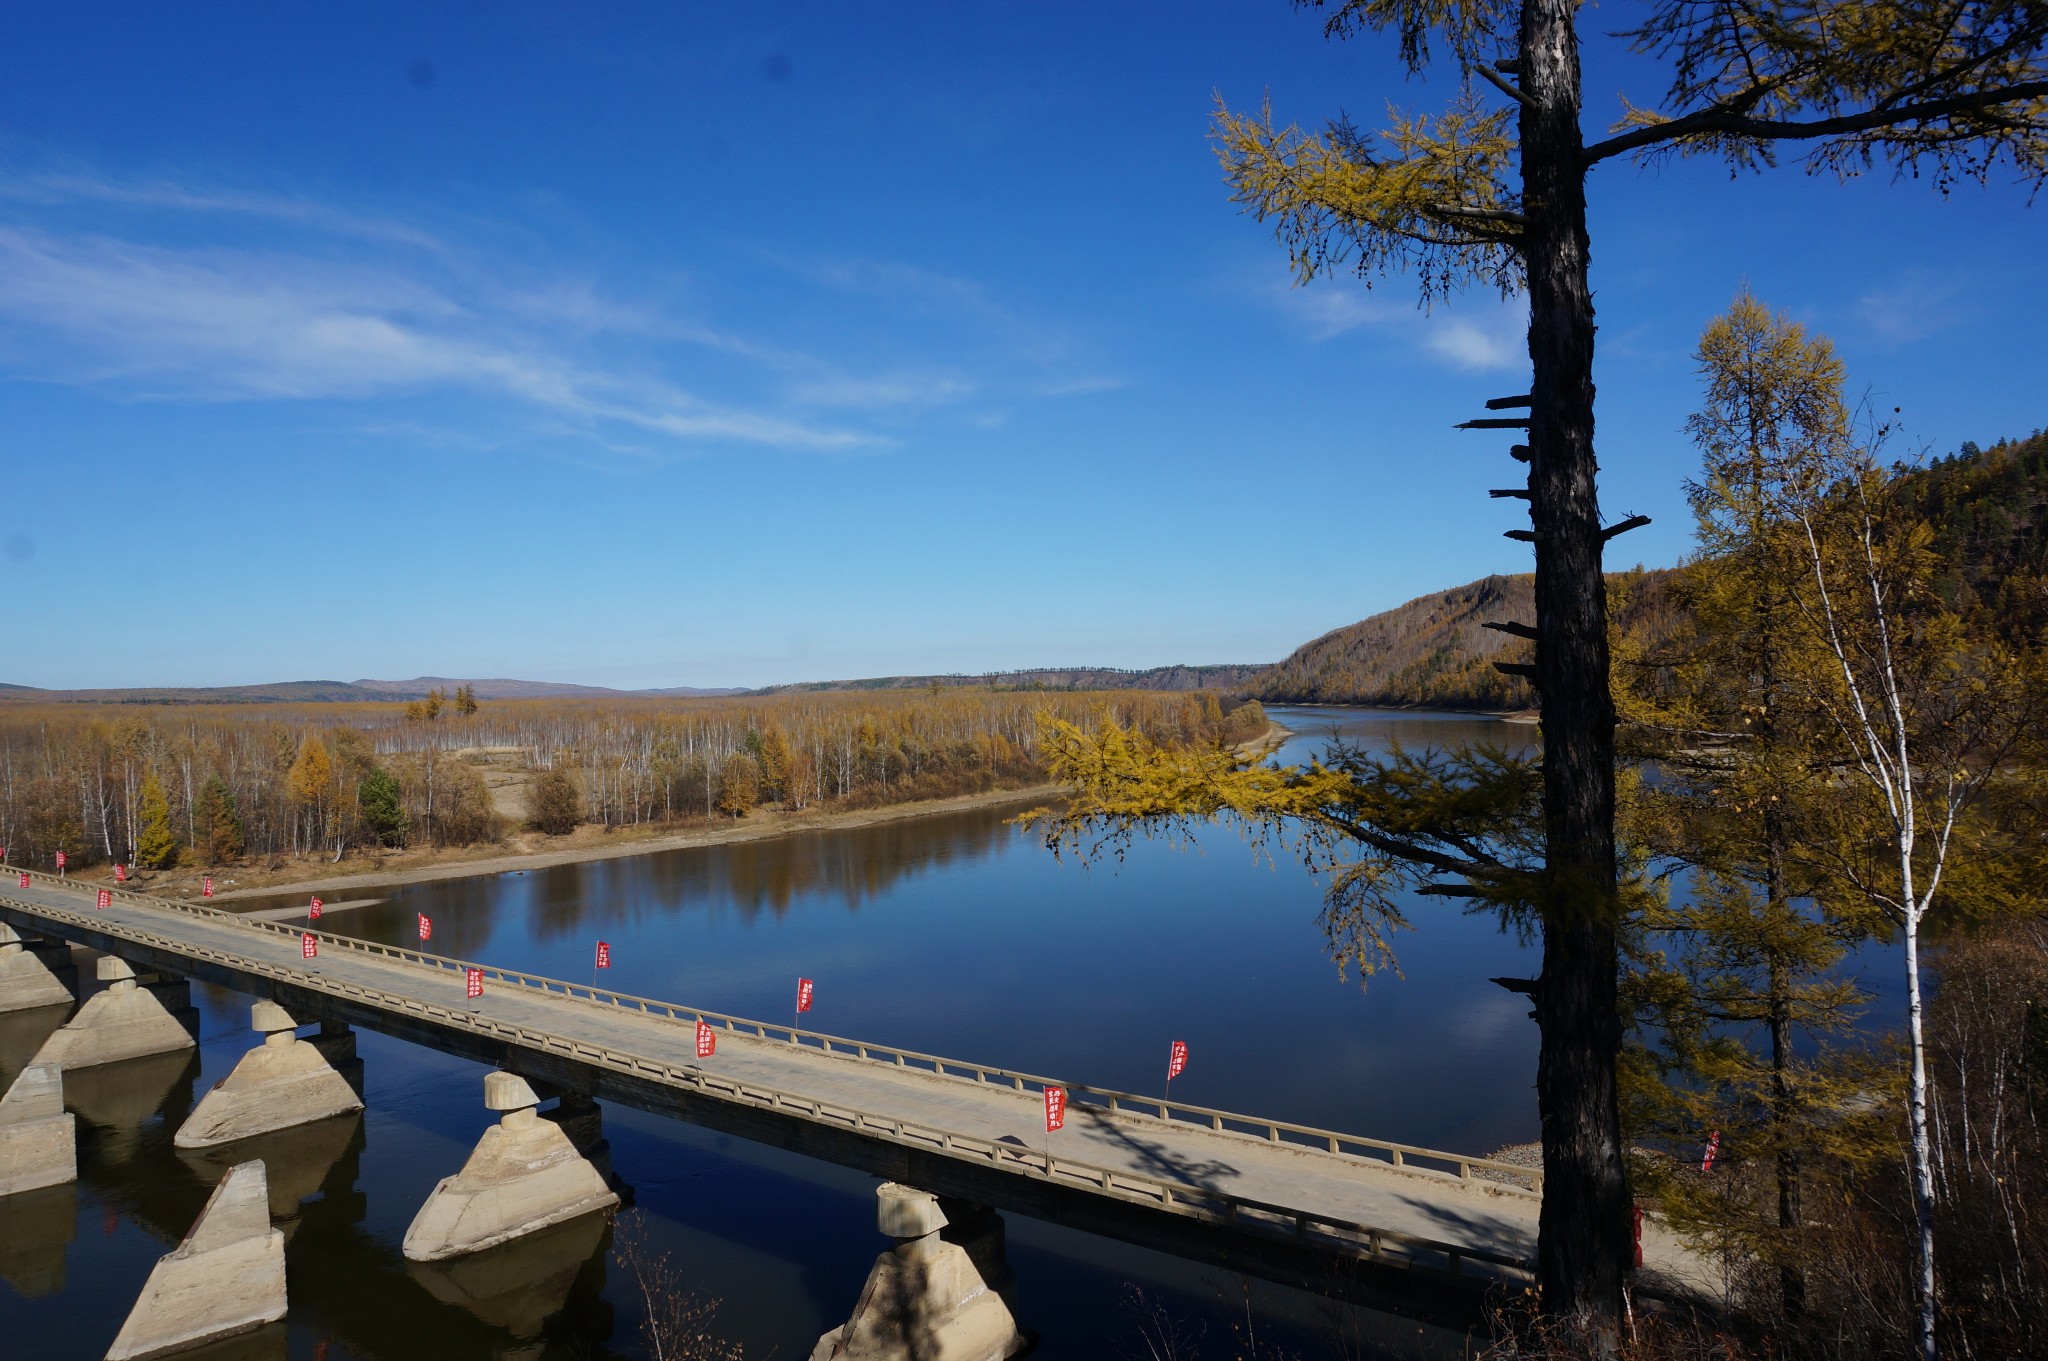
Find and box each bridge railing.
[4,878,1548,1294]
[2,866,1541,1197]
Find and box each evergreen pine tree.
[358,766,408,847]
[195,776,243,864]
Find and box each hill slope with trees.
[1247,570,1677,710]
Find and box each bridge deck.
[2,871,1709,1313]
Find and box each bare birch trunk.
[1905,909,1938,1361]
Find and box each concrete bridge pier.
[104,1159,288,1361]
[537,1088,631,1200]
[175,1001,365,1149]
[811,1183,1027,1361]
[402,1071,620,1262]
[0,1061,76,1197]
[30,956,199,1070]
[0,924,78,1012]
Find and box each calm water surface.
[1,707,1547,1360]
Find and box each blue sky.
[2,3,2042,690]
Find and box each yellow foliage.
[286,735,332,807]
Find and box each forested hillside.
[1246,432,2043,713]
[755,663,1266,694]
[1901,429,2048,643]
[1246,574,1540,709]
[1246,570,1677,710]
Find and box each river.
[1,706,1546,1360]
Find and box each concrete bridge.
[1,868,1704,1359]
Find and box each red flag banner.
[309,897,323,920]
[465,967,484,999]
[418,914,432,943]
[1044,1085,1067,1132]
[595,941,611,969]
[201,874,212,897]
[696,1020,716,1058]
[114,864,127,882]
[301,933,318,959]
[16,872,27,889]
[1702,1129,1721,1173]
[96,888,112,910]
[1167,1040,1188,1081]
[796,977,814,1013]
[57,851,67,870]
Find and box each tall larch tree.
[1206,0,2047,1332]
[134,772,179,870]
[286,735,333,855]
[195,776,243,864]
[1616,294,1890,1314]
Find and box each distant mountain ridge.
[348,676,744,700]
[753,664,1265,695]
[0,676,748,705]
[0,667,1258,705]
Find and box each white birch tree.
[1787,440,2034,1361]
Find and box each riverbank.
[214,720,1297,901]
[1233,718,1293,761]
[1263,700,1539,723]
[90,782,1064,904]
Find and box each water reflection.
[0,1182,76,1297]
[17,708,1539,1360]
[0,1000,71,1088]
[69,1050,199,1168]
[408,1213,613,1343]
[1265,704,1539,767]
[176,1112,367,1236]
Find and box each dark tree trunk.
[1520,0,1631,1328]
[1769,938,1807,1314]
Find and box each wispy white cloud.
[1422,315,1522,370]
[0,224,867,451]
[0,169,452,253]
[1854,270,1970,345]
[788,369,977,410]
[0,165,1117,458]
[777,251,1119,392]
[800,257,1020,325]
[1265,275,1527,372]
[1282,287,1402,341]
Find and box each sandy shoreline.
[55,717,1295,907]
[1234,718,1293,761]
[131,782,1064,904]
